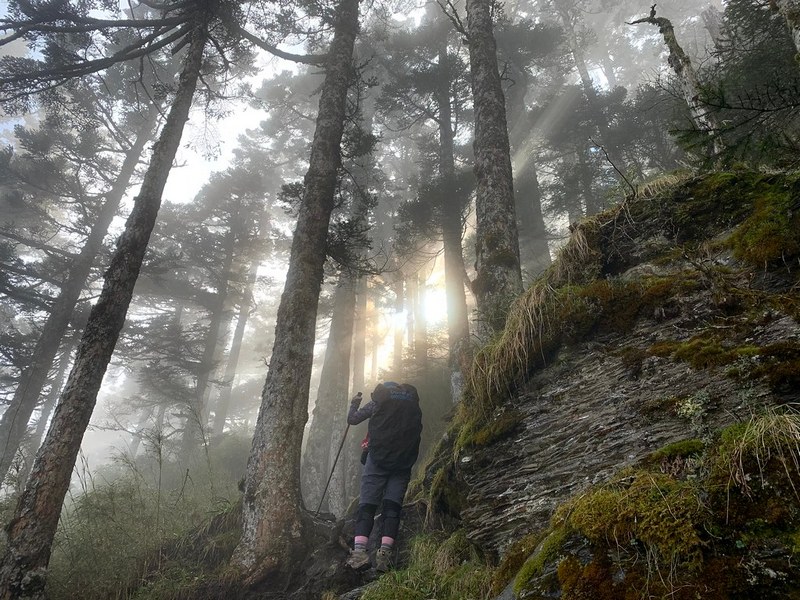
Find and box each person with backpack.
[345,381,422,572]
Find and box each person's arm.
[347,392,376,425]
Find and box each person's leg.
[375,468,411,571]
[348,455,389,569]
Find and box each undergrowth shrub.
[361,531,492,600]
[45,433,249,600]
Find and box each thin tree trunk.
[629,10,724,158]
[346,276,368,501]
[17,326,79,487]
[465,0,523,335]
[0,106,159,482]
[302,275,356,514]
[504,49,550,279]
[775,0,800,55]
[555,1,627,172]
[435,35,472,390]
[370,288,379,383]
[231,0,361,578]
[181,209,238,458]
[392,275,404,377]
[0,23,207,599]
[212,260,258,437]
[352,276,367,393]
[412,272,427,367]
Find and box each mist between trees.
[0,0,797,595]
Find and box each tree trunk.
[17,326,79,488]
[465,0,523,335]
[504,48,551,278]
[775,0,800,55]
[302,275,356,514]
[701,6,724,51]
[630,11,724,158]
[555,1,626,172]
[435,36,472,391]
[514,166,550,277]
[231,0,360,579]
[212,260,258,437]
[181,208,239,458]
[0,23,207,600]
[392,275,404,377]
[0,105,159,482]
[370,287,379,383]
[351,276,367,393]
[411,273,427,367]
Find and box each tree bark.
[775,0,800,55]
[630,11,724,158]
[465,0,523,335]
[0,22,207,600]
[231,0,360,579]
[0,105,159,482]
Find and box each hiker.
[346,381,423,572]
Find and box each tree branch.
[228,22,327,66]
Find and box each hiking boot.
[375,546,392,573]
[346,548,370,571]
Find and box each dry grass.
[636,170,694,199]
[722,407,800,498]
[464,219,605,424]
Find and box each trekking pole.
[315,423,350,516]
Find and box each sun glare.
[422,285,449,325]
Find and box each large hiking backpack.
[367,382,423,471]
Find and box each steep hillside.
[409,169,800,600]
[115,170,800,600]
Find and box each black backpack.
[367,382,423,471]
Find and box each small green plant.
[361,532,492,600]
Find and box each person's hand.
[351,391,363,406]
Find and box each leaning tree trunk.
[774,0,800,55]
[0,23,207,600]
[629,10,724,159]
[0,106,159,482]
[231,0,361,580]
[465,0,523,335]
[17,325,79,487]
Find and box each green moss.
[491,530,545,594]
[472,408,524,447]
[513,526,568,596]
[429,465,465,518]
[646,438,705,464]
[648,336,762,370]
[565,473,705,569]
[729,178,800,266]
